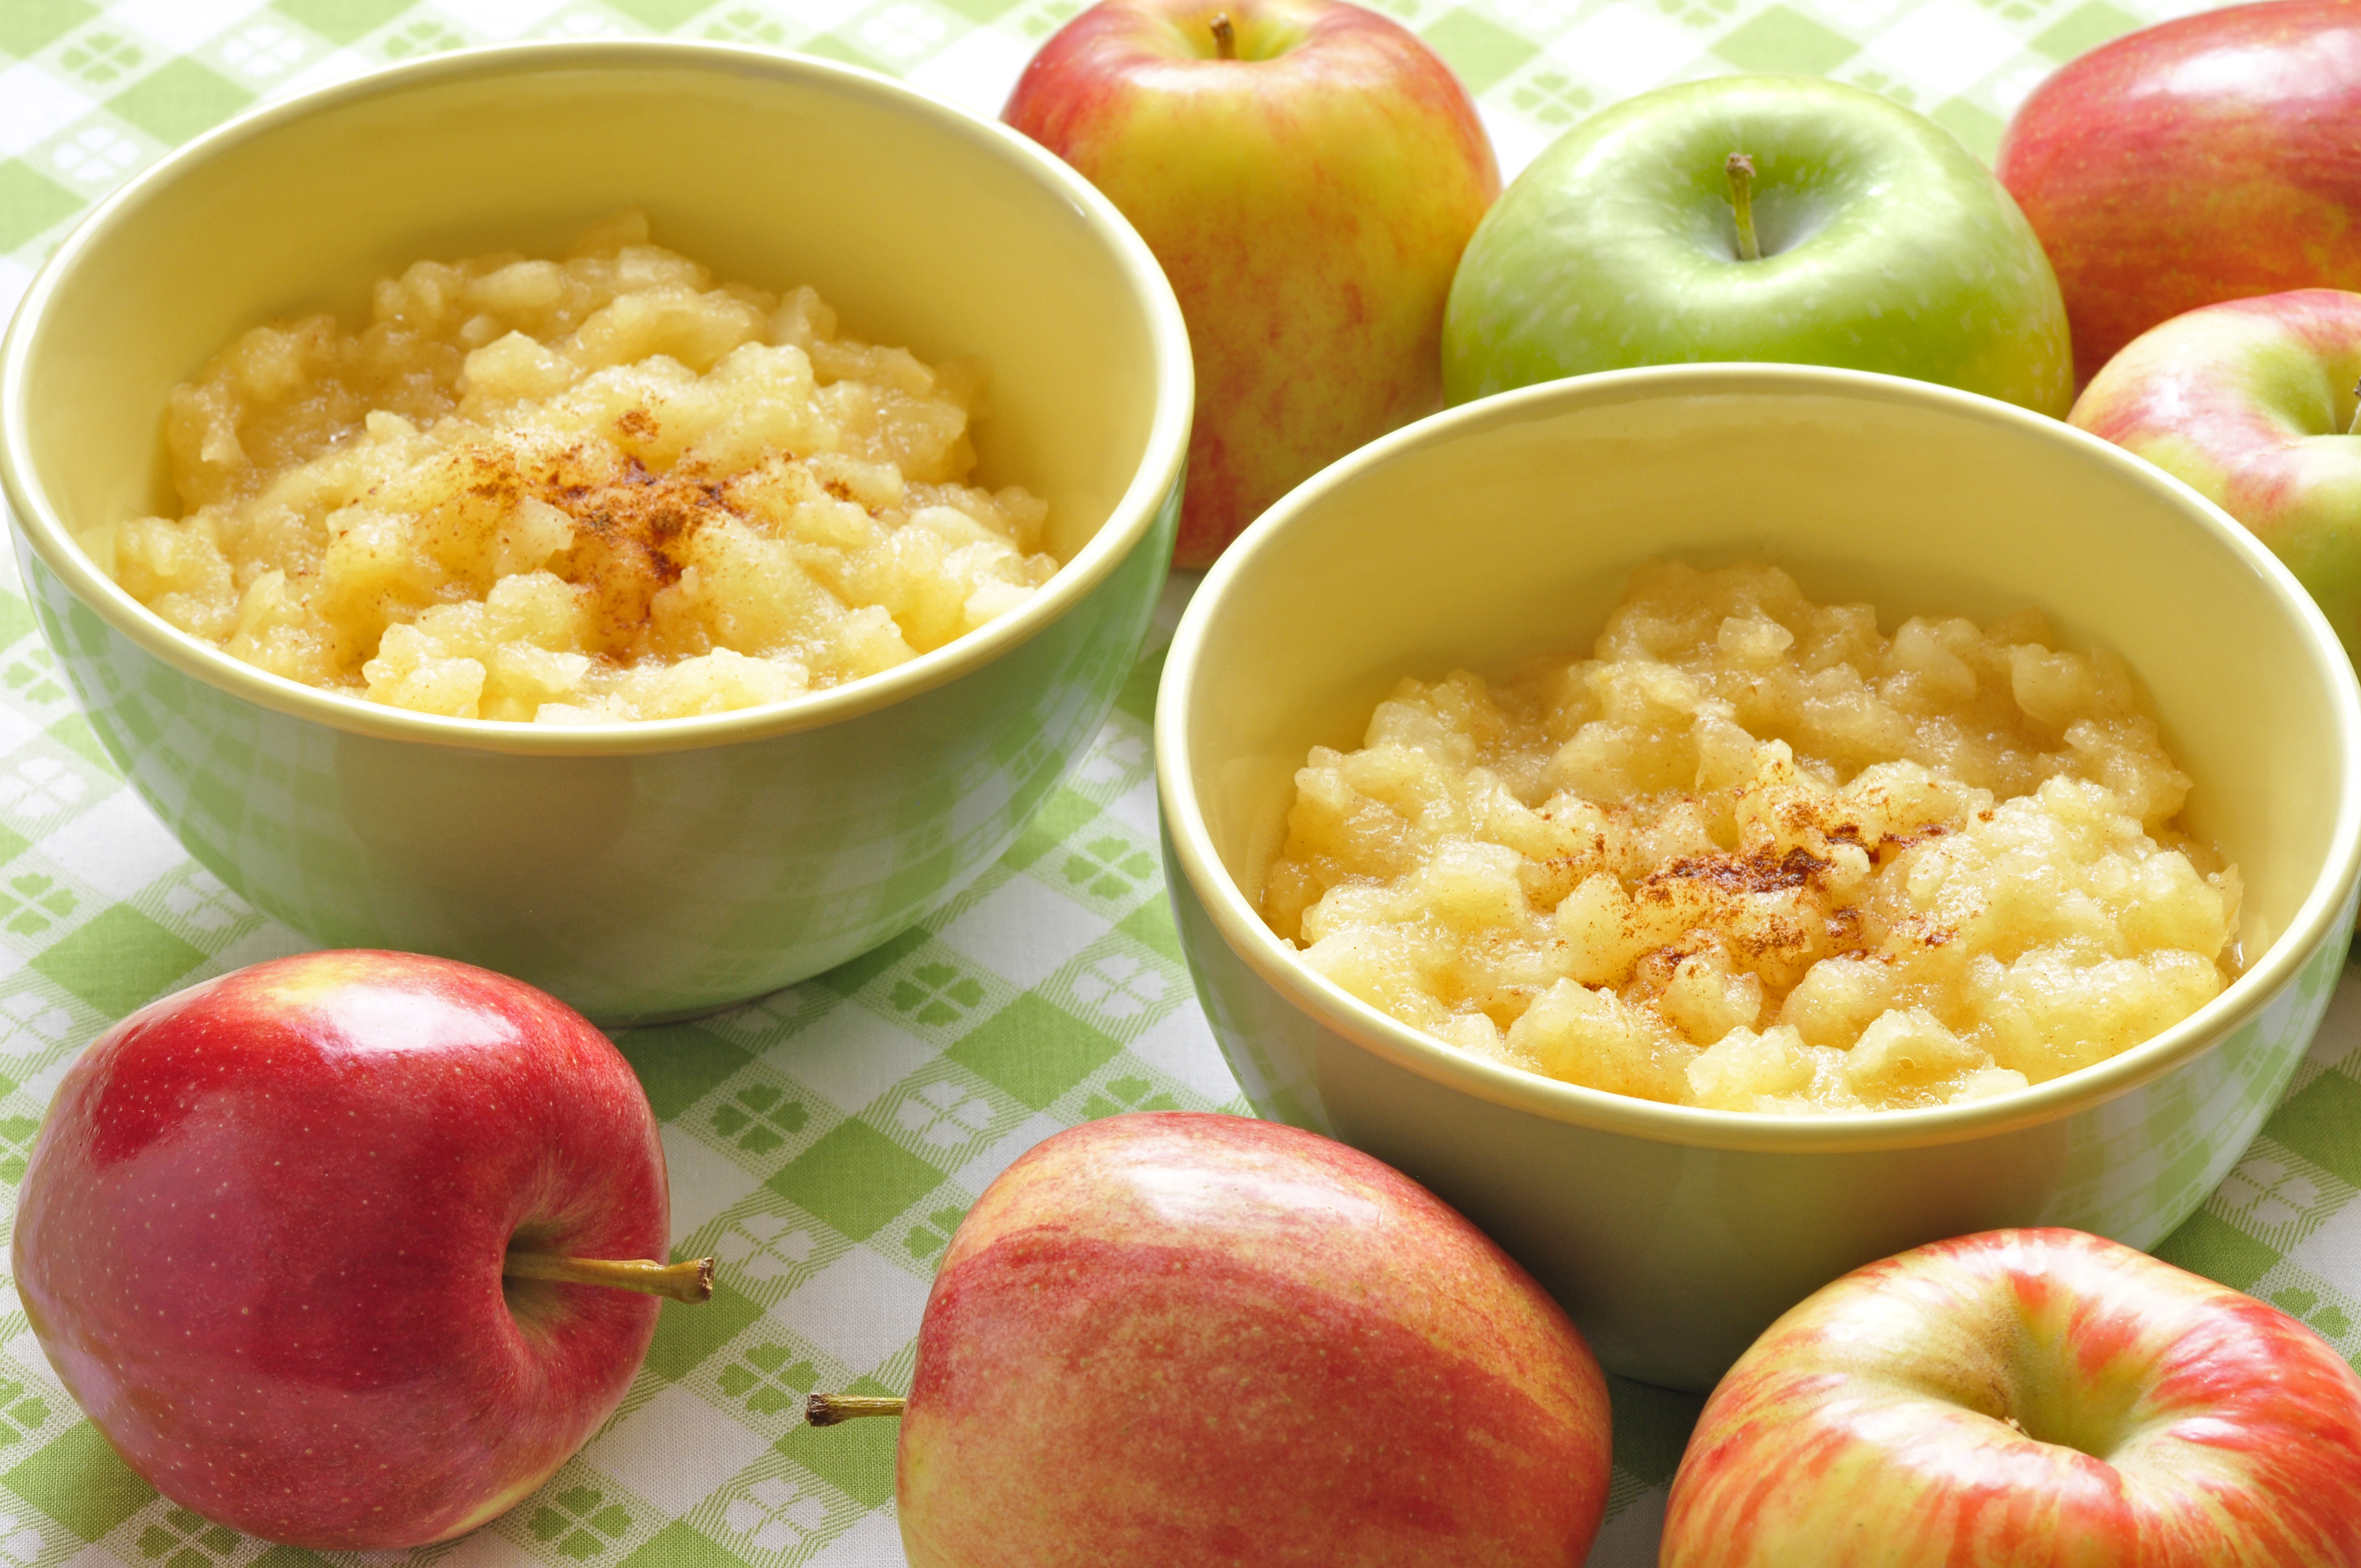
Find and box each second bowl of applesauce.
[0,42,1192,1023]
[1156,364,2361,1389]
[1265,559,2241,1114]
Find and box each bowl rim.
[1156,362,2361,1156]
[0,37,1193,759]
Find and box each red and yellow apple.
[1662,1228,2361,1565]
[1004,0,1499,567]
[13,950,705,1549]
[2069,288,2361,663]
[883,1111,1609,1566]
[1996,0,2361,386]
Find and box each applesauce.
[1261,562,2242,1113]
[106,212,1059,723]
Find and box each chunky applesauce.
[107,211,1058,722]
[1261,562,2241,1114]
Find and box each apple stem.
[1210,12,1236,58]
[807,1393,907,1427]
[502,1252,716,1303]
[1726,153,1762,262]
[2348,377,2360,436]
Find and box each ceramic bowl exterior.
[1157,365,2361,1391]
[0,42,1192,1025]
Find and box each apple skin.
[896,1111,1610,1567]
[12,950,671,1550]
[1443,75,2072,416]
[2070,288,2361,663]
[1995,0,2361,389]
[1004,0,1499,568]
[1662,1228,2361,1566]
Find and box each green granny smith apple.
[1444,77,2073,415]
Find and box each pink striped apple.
[2069,288,2361,663]
[1004,0,1499,568]
[892,1112,1609,1567]
[1662,1228,2361,1566]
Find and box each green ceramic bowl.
[1157,364,2361,1391]
[0,42,1191,1026]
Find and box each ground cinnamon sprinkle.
[1260,561,2240,1114]
[107,209,1059,723]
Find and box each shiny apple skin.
[896,1111,1610,1567]
[12,950,670,1549]
[1996,0,2361,387]
[1443,76,2071,417]
[1663,1228,2361,1567]
[1004,0,1499,568]
[2071,289,2361,663]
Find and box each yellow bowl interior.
[1163,365,2361,1149]
[3,41,1189,753]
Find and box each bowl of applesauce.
[1156,364,2361,1390]
[0,41,1190,1023]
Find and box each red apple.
[881,1111,1609,1566]
[2070,288,2361,662]
[1996,0,2361,387]
[1662,1228,2361,1566]
[1004,0,1499,568]
[13,950,706,1550]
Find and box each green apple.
[1444,76,2072,415]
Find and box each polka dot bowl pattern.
[0,39,1193,1025]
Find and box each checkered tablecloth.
[2,1,2352,1564]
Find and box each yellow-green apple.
[1444,76,2072,415]
[1661,1228,2361,1566]
[1996,0,2361,388]
[2071,289,2361,663]
[13,950,710,1550]
[1003,0,1499,568]
[875,1111,1609,1566]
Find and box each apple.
[1661,1228,2361,1565]
[13,949,710,1550]
[811,1110,1610,1566]
[1443,75,2072,415]
[1003,0,1499,568]
[2070,288,2361,663]
[1995,0,2361,389]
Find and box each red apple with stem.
[12,950,711,1550]
[1004,0,1499,568]
[2069,288,2361,662]
[810,1111,1611,1567]
[1995,0,2361,386]
[1662,1228,2361,1566]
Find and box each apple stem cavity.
[807,1393,907,1427]
[1210,12,1237,58]
[1726,153,1762,262]
[2348,377,2360,436]
[502,1251,716,1303]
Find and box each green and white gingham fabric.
[0,1,2349,1562]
